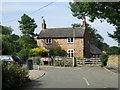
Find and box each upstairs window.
[67,37,74,43]
[67,49,74,58]
[46,38,52,44]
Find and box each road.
[21,66,118,89]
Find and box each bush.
[54,61,64,66]
[17,48,30,62]
[2,62,29,89]
[100,54,108,67]
[36,58,40,65]
[29,48,48,57]
[49,49,67,57]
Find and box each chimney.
[42,19,46,30]
[82,17,86,29]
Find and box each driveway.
[21,66,118,89]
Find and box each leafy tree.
[0,25,13,35]
[71,23,81,27]
[69,2,120,45]
[106,46,120,55]
[1,35,13,54]
[18,14,38,50]
[18,35,37,49]
[17,49,30,62]
[18,14,37,37]
[0,25,20,55]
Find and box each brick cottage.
[37,19,101,58]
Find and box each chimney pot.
[42,19,46,30]
[82,17,86,29]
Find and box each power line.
[2,1,55,23]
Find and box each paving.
[20,65,119,89]
[28,70,46,80]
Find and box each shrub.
[2,62,29,89]
[30,48,48,57]
[36,58,40,65]
[54,60,64,66]
[49,49,67,57]
[17,48,30,62]
[100,54,108,67]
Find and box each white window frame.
[45,38,52,44]
[67,37,74,43]
[67,49,74,58]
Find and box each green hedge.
[2,62,29,89]
[100,54,108,67]
[36,58,40,65]
[54,61,64,66]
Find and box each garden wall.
[107,55,120,68]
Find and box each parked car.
[0,55,22,65]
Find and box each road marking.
[83,77,90,86]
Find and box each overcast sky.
[1,1,118,46]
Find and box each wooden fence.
[76,58,101,66]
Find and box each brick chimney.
[82,17,86,29]
[42,19,46,30]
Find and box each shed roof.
[37,27,85,39]
[90,44,102,54]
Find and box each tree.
[0,25,20,55]
[17,49,30,62]
[18,14,37,37]
[69,2,120,45]
[106,46,120,55]
[17,35,37,49]
[0,25,13,35]
[18,14,37,50]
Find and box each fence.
[29,56,101,66]
[76,58,101,66]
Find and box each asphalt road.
[21,66,118,89]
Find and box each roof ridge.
[46,27,82,30]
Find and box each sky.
[0,1,118,46]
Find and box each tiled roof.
[90,44,102,54]
[37,27,85,39]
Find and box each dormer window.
[67,37,74,43]
[46,38,52,44]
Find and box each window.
[46,38,52,44]
[67,38,74,43]
[67,49,74,58]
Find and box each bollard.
[38,65,40,70]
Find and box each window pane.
[49,39,51,43]
[68,53,70,57]
[71,53,74,57]
[71,38,73,42]
[68,38,70,42]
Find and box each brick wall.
[37,38,85,58]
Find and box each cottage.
[37,19,91,58]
